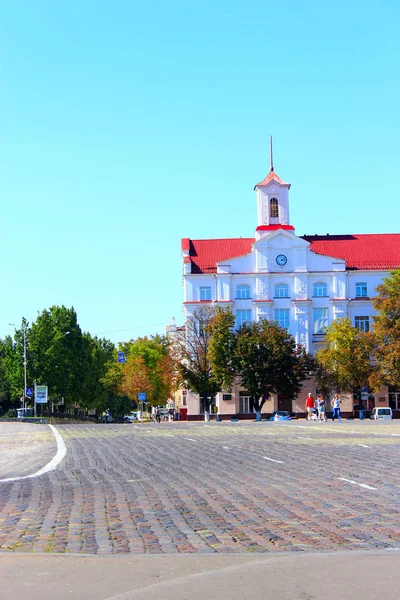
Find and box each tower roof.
[254,169,290,189]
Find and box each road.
[1,419,400,555]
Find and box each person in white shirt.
[331,394,342,422]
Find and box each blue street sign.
[118,352,126,363]
[25,388,33,397]
[138,393,147,401]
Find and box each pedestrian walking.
[305,393,315,421]
[317,395,327,422]
[331,394,342,422]
[101,410,107,424]
[155,407,161,423]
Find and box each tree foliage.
[235,319,314,415]
[372,268,400,388]
[176,307,313,418]
[208,307,237,392]
[315,317,378,393]
[102,336,174,413]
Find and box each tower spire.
[270,135,274,172]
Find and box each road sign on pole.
[36,385,48,404]
[25,387,33,397]
[138,393,147,401]
[118,352,126,363]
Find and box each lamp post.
[9,322,28,410]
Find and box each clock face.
[276,254,288,267]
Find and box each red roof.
[254,169,290,189]
[183,234,400,273]
[186,238,254,274]
[304,234,400,270]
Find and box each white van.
[371,407,393,420]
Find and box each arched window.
[236,284,251,299]
[275,284,289,298]
[313,282,327,297]
[270,197,279,218]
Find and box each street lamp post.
[9,322,28,410]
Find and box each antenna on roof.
[270,135,274,172]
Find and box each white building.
[180,159,400,418]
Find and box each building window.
[275,284,289,298]
[356,282,367,297]
[236,309,252,329]
[274,308,289,331]
[355,316,370,332]
[200,286,211,301]
[239,393,252,413]
[313,308,328,334]
[270,197,279,218]
[237,284,251,299]
[313,282,327,297]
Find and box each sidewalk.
[0,422,56,480]
[1,550,399,600]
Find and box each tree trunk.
[204,410,210,422]
[252,396,262,421]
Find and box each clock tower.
[254,138,294,241]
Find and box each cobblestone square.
[1,420,400,555]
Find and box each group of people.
[305,392,342,422]
[101,409,110,423]
[153,407,181,423]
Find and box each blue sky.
[1,0,399,343]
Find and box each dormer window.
[270,197,279,218]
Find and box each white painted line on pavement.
[185,438,196,442]
[166,434,174,437]
[223,446,231,450]
[358,444,370,448]
[337,477,377,491]
[297,437,314,441]
[263,456,284,464]
[0,424,67,483]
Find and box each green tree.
[208,307,237,393]
[0,336,20,414]
[315,318,378,394]
[372,269,400,388]
[235,319,314,420]
[78,334,116,413]
[28,306,84,407]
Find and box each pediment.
[254,229,310,250]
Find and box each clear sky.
[1,1,399,344]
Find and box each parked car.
[370,407,393,420]
[268,411,292,421]
[124,412,140,423]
